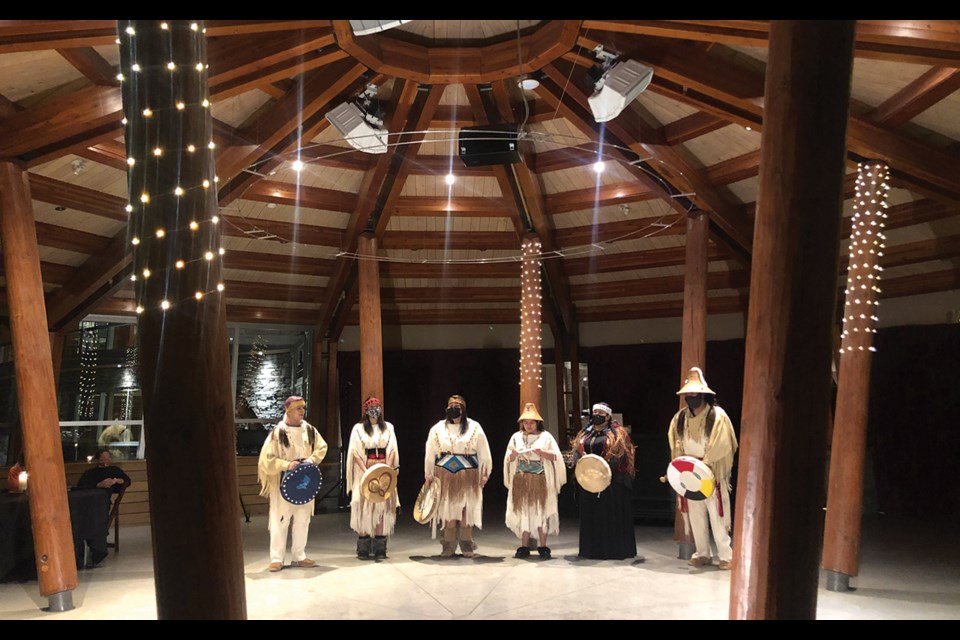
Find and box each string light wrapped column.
[118,20,246,619]
[519,233,543,411]
[822,161,888,592]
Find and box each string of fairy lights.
[117,20,225,315]
[839,160,888,355]
[519,236,543,389]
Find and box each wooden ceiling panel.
[0,20,956,327]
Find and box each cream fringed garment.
[423,418,493,537]
[346,421,399,536]
[503,430,567,538]
[667,405,739,533]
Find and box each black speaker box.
[458,124,522,167]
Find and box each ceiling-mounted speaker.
[458,124,522,167]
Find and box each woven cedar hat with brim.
[676,367,716,395]
[517,402,543,422]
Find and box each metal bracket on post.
[825,570,852,592]
[45,590,75,612]
[677,542,695,560]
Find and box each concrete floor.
[0,511,956,620]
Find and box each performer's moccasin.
[268,562,283,572]
[291,558,317,568]
[687,556,713,567]
[718,560,731,570]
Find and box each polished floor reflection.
[0,512,956,620]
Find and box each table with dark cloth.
[0,488,111,582]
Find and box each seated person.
[75,449,131,567]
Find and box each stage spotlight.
[588,58,654,123]
[325,102,389,154]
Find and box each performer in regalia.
[257,395,327,572]
[423,394,492,557]
[667,367,738,569]
[346,397,399,560]
[503,402,566,559]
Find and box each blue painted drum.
[280,461,323,505]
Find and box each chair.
[106,486,125,553]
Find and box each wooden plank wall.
[0,457,343,526]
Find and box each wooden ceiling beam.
[868,67,960,127]
[56,47,118,86]
[526,145,607,173]
[0,260,76,286]
[205,21,331,36]
[215,59,367,190]
[582,20,770,48]
[404,154,495,177]
[879,266,960,298]
[854,21,960,66]
[662,111,730,145]
[572,269,749,301]
[240,179,357,212]
[382,261,518,279]
[485,79,578,335]
[847,118,960,201]
[223,249,334,277]
[210,46,349,102]
[0,85,123,159]
[28,173,128,221]
[380,230,519,250]
[534,73,691,218]
[869,232,960,269]
[221,279,322,304]
[564,243,729,275]
[391,196,516,217]
[575,294,748,322]
[545,59,754,257]
[544,181,657,214]
[704,150,761,187]
[554,214,686,247]
[380,286,517,304]
[314,79,422,337]
[0,21,117,53]
[44,228,132,331]
[75,141,128,171]
[207,27,333,86]
[35,220,111,254]
[219,215,341,247]
[371,85,446,236]
[332,19,581,85]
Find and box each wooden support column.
[554,339,566,443]
[325,339,340,450]
[357,233,384,404]
[730,20,855,620]
[118,20,246,620]
[673,209,710,555]
[309,332,325,430]
[822,161,889,591]
[0,160,78,609]
[567,330,580,448]
[519,233,544,411]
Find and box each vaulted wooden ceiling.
[1,20,958,341]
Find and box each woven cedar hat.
[517,402,543,422]
[676,367,716,395]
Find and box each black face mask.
[685,395,703,411]
[591,414,607,426]
[446,406,462,421]
[366,407,381,420]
